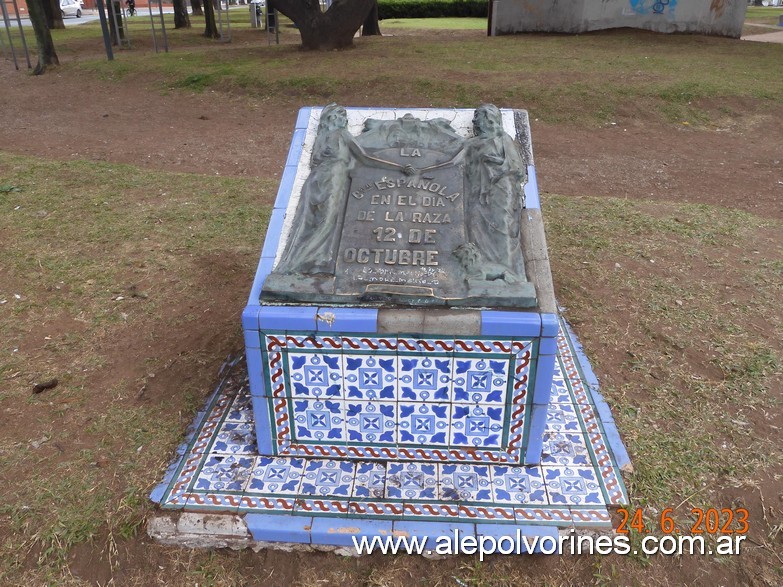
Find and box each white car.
[60,0,82,18]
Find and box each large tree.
[191,0,204,17]
[43,0,65,30]
[203,0,219,38]
[27,0,59,74]
[173,0,191,28]
[269,0,380,50]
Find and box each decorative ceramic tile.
[548,360,572,404]
[344,401,397,444]
[413,337,455,354]
[352,461,387,500]
[154,320,629,536]
[398,402,450,446]
[398,355,451,402]
[212,421,257,454]
[247,456,306,495]
[489,465,548,505]
[452,357,510,403]
[385,462,438,500]
[438,464,492,502]
[290,398,346,443]
[343,354,397,400]
[545,402,581,433]
[300,460,355,497]
[286,353,342,398]
[450,403,505,448]
[193,454,254,493]
[341,335,397,353]
[543,466,605,506]
[541,432,591,466]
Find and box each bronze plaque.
[261,106,537,308]
[335,160,465,299]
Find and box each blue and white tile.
[397,355,452,402]
[352,461,387,500]
[299,460,355,497]
[397,402,450,446]
[543,466,605,506]
[290,398,346,443]
[286,353,342,398]
[549,360,572,403]
[344,401,397,444]
[212,421,257,454]
[452,357,510,404]
[246,456,306,495]
[342,354,397,400]
[450,403,505,449]
[545,402,581,433]
[385,462,438,500]
[225,393,254,421]
[437,464,492,502]
[489,465,548,505]
[192,454,254,493]
[541,432,591,466]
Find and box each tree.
[269,0,380,50]
[43,0,65,30]
[174,0,192,28]
[191,0,204,17]
[26,0,59,74]
[203,0,219,38]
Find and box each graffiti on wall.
[629,0,678,15]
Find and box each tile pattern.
[261,334,533,463]
[155,323,628,528]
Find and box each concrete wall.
[490,0,747,38]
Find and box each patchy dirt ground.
[0,24,781,587]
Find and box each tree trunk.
[191,0,203,16]
[27,0,59,74]
[203,0,219,38]
[270,0,376,50]
[361,1,380,36]
[44,0,65,30]
[173,0,191,28]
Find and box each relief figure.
[275,105,413,275]
[420,104,528,284]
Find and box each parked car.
[60,0,82,18]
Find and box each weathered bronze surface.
[262,105,537,308]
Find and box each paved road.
[4,8,174,29]
[742,29,783,42]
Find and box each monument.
[243,105,559,467]
[149,105,630,547]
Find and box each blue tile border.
[480,310,541,337]
[541,313,559,337]
[260,208,287,260]
[559,317,632,472]
[285,129,307,168]
[274,165,299,211]
[258,306,318,331]
[294,107,312,130]
[524,165,540,210]
[246,513,312,543]
[310,518,393,547]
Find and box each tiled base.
[151,319,629,547]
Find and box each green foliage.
[378,0,487,19]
